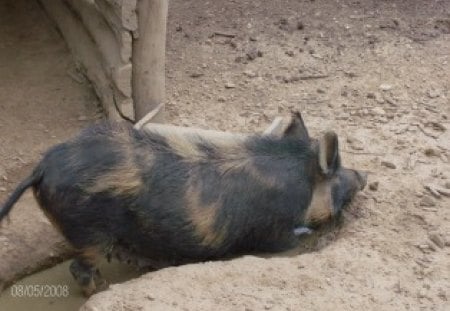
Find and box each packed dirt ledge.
[0,0,449,310]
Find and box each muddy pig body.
[0,112,367,295]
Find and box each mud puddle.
[0,259,141,311]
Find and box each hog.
[0,112,367,296]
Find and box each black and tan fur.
[0,112,367,296]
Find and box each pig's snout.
[356,171,368,190]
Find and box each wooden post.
[132,0,168,122]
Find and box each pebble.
[346,136,364,150]
[190,72,204,78]
[243,70,257,78]
[374,92,385,104]
[217,96,226,102]
[367,92,376,99]
[419,196,435,207]
[0,187,6,192]
[372,107,386,115]
[285,50,295,57]
[417,244,431,252]
[427,89,440,98]
[438,288,447,301]
[381,160,396,169]
[246,48,263,61]
[379,84,393,91]
[225,82,236,89]
[77,115,88,121]
[417,289,428,298]
[369,181,379,191]
[428,232,445,248]
[424,184,441,198]
[424,147,440,157]
[427,241,437,251]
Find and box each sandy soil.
[1,0,450,310]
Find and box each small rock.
[374,92,385,104]
[379,84,393,91]
[246,48,263,61]
[367,92,376,99]
[418,289,428,298]
[77,115,88,121]
[285,50,295,57]
[369,181,379,191]
[372,107,386,115]
[424,147,440,157]
[190,72,204,78]
[427,89,440,98]
[424,184,441,198]
[243,70,257,78]
[235,56,246,63]
[386,113,395,119]
[419,196,435,207]
[225,82,236,89]
[346,136,364,150]
[277,17,296,32]
[175,25,182,32]
[427,241,437,252]
[437,288,447,301]
[297,21,305,30]
[217,96,226,102]
[445,181,450,189]
[417,244,430,251]
[0,187,6,192]
[381,160,396,169]
[426,121,446,132]
[428,232,445,248]
[228,40,238,49]
[145,295,155,301]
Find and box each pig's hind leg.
[69,247,108,297]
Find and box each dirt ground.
[1,0,450,310]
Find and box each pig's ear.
[282,111,310,141]
[318,131,340,176]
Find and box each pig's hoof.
[94,269,109,292]
[81,280,97,297]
